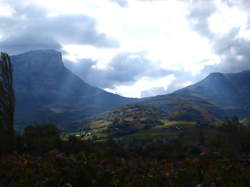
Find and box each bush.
[23,124,61,154]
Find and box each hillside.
[176,71,250,108]
[81,71,250,141]
[11,50,250,134]
[77,94,222,141]
[11,50,137,130]
[175,71,250,117]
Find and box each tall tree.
[0,52,15,153]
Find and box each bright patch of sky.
[209,1,247,35]
[15,0,250,97]
[105,74,176,98]
[0,1,13,17]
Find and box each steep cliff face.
[11,50,136,130]
[0,52,15,133]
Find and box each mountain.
[174,71,250,117]
[11,50,137,130]
[175,71,250,108]
[83,71,250,140]
[11,49,250,134]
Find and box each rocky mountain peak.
[11,49,64,71]
[11,50,136,130]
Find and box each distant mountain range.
[10,49,250,132]
[84,70,250,138]
[11,50,137,130]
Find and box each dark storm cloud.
[65,51,171,89]
[0,0,119,54]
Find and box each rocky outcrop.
[0,52,15,134]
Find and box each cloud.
[0,0,119,54]
[65,51,204,98]
[185,0,250,75]
[0,34,62,55]
[140,87,167,98]
[204,36,250,73]
[140,69,202,97]
[65,51,171,89]
[222,0,250,11]
[2,0,250,98]
[187,0,216,38]
[109,0,128,7]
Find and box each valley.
[11,50,250,142]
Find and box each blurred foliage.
[0,118,249,186]
[22,124,61,154]
[0,146,250,186]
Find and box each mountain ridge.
[82,70,250,140]
[10,49,250,132]
[175,70,250,108]
[11,49,137,130]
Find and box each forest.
[1,119,250,186]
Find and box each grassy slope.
[69,93,223,141]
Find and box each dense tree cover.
[21,124,61,154]
[211,117,250,158]
[1,154,250,187]
[0,119,249,186]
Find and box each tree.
[24,124,61,154]
[212,117,250,158]
[0,52,15,153]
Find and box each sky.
[0,0,250,98]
